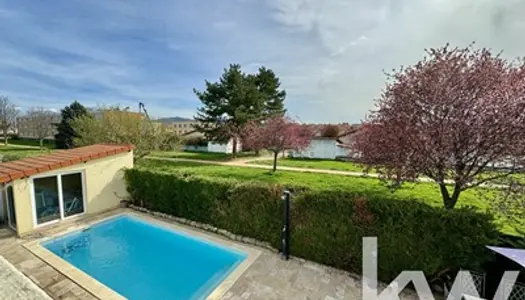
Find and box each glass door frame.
[30,170,87,228]
[4,183,16,231]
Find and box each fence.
[498,279,525,300]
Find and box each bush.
[184,136,208,147]
[125,168,500,282]
[320,124,340,138]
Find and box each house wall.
[183,145,208,152]
[12,151,133,236]
[290,139,348,160]
[208,139,242,153]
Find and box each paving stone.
[47,279,76,297]
[56,291,79,300]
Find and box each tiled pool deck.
[0,209,419,300]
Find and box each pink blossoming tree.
[353,44,525,209]
[243,116,314,172]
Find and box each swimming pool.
[42,215,247,300]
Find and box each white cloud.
[2,0,525,123]
[250,0,525,122]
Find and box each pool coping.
[23,211,262,300]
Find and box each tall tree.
[243,116,314,171]
[71,106,180,161]
[252,67,286,117]
[55,101,89,149]
[26,107,58,149]
[0,96,18,146]
[194,64,286,154]
[353,44,525,210]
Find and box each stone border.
[24,210,261,300]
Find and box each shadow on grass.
[0,148,46,152]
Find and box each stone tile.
[27,265,60,287]
[47,279,77,298]
[19,258,46,273]
[55,291,79,300]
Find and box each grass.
[249,157,367,172]
[8,138,56,149]
[137,158,523,235]
[0,144,51,161]
[149,150,259,161]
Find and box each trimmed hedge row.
[125,168,500,282]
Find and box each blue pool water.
[43,215,247,300]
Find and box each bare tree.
[26,107,58,149]
[243,116,315,171]
[0,96,18,146]
[71,106,181,161]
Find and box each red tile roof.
[0,144,134,184]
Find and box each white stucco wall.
[290,139,348,160]
[207,139,242,153]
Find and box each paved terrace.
[0,209,419,300]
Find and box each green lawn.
[8,138,56,149]
[149,150,259,161]
[138,158,522,235]
[249,157,367,172]
[0,145,51,161]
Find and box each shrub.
[125,168,500,282]
[320,124,340,138]
[184,136,208,147]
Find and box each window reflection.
[34,176,60,225]
[62,173,84,217]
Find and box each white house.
[207,139,242,154]
[182,138,242,154]
[289,137,349,160]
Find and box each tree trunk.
[232,137,237,156]
[3,129,7,146]
[439,183,461,210]
[273,151,278,172]
[39,139,44,150]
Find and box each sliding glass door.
[34,176,60,225]
[62,173,85,217]
[5,186,16,230]
[33,172,85,226]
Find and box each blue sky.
[1,0,524,122]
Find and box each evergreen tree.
[194,64,286,154]
[55,101,89,149]
[253,67,286,117]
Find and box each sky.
[1,0,525,123]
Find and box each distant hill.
[156,116,194,123]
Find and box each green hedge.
[125,168,500,282]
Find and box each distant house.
[157,117,203,137]
[17,113,61,139]
[207,139,242,154]
[289,124,359,160]
[183,137,242,154]
[289,137,348,160]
